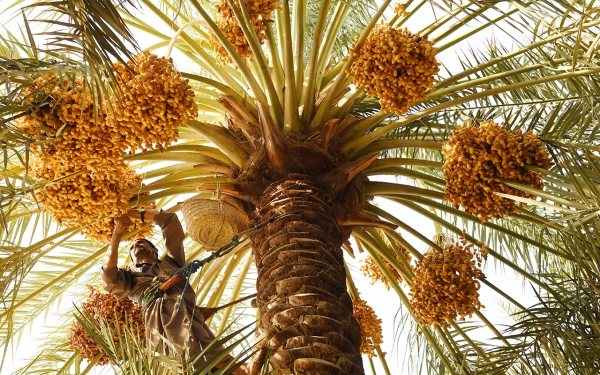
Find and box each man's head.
[129,239,158,266]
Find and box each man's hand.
[115,215,132,234]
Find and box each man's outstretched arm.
[103,215,132,270]
[101,215,136,297]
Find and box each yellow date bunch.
[409,238,488,328]
[31,156,139,226]
[394,2,409,17]
[210,0,278,63]
[353,297,384,357]
[443,120,552,222]
[109,52,198,151]
[16,74,124,175]
[80,187,156,243]
[360,230,412,289]
[347,24,440,115]
[15,52,195,242]
[68,286,145,366]
[15,72,71,137]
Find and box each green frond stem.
[313,2,350,90]
[365,181,446,200]
[338,109,389,146]
[421,0,484,40]
[165,19,206,58]
[345,68,600,157]
[0,245,105,321]
[392,199,556,294]
[473,310,511,347]
[417,179,444,234]
[447,321,490,363]
[299,0,331,124]
[216,250,253,335]
[186,120,249,167]
[226,0,283,124]
[265,21,285,104]
[329,89,367,121]
[81,352,103,374]
[511,210,570,234]
[367,356,377,375]
[125,149,232,167]
[365,203,442,256]
[378,228,418,271]
[281,0,301,132]
[352,233,463,374]
[433,326,471,375]
[366,167,446,187]
[56,352,78,375]
[139,163,198,180]
[205,247,247,322]
[353,139,442,158]
[435,19,600,89]
[392,0,426,29]
[0,227,80,269]
[396,195,574,262]
[133,187,200,206]
[320,60,345,88]
[4,209,43,223]
[428,59,569,101]
[375,346,392,375]
[479,279,528,313]
[435,8,519,53]
[544,139,600,151]
[292,0,306,92]
[367,158,443,172]
[309,0,393,130]
[359,227,414,283]
[136,0,247,96]
[151,168,223,184]
[180,49,249,98]
[131,176,228,194]
[275,7,286,65]
[195,246,242,305]
[502,180,588,211]
[188,0,270,111]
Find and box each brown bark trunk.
[250,174,364,375]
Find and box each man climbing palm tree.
[101,208,248,374]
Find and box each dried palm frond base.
[353,298,384,357]
[409,238,487,328]
[68,286,145,365]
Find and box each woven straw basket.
[181,198,249,251]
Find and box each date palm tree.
[2,0,600,374]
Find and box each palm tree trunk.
[250,174,364,375]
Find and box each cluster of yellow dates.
[409,238,488,328]
[443,120,552,222]
[17,53,196,242]
[67,286,145,365]
[347,24,440,115]
[360,230,412,289]
[353,297,384,357]
[210,0,278,63]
